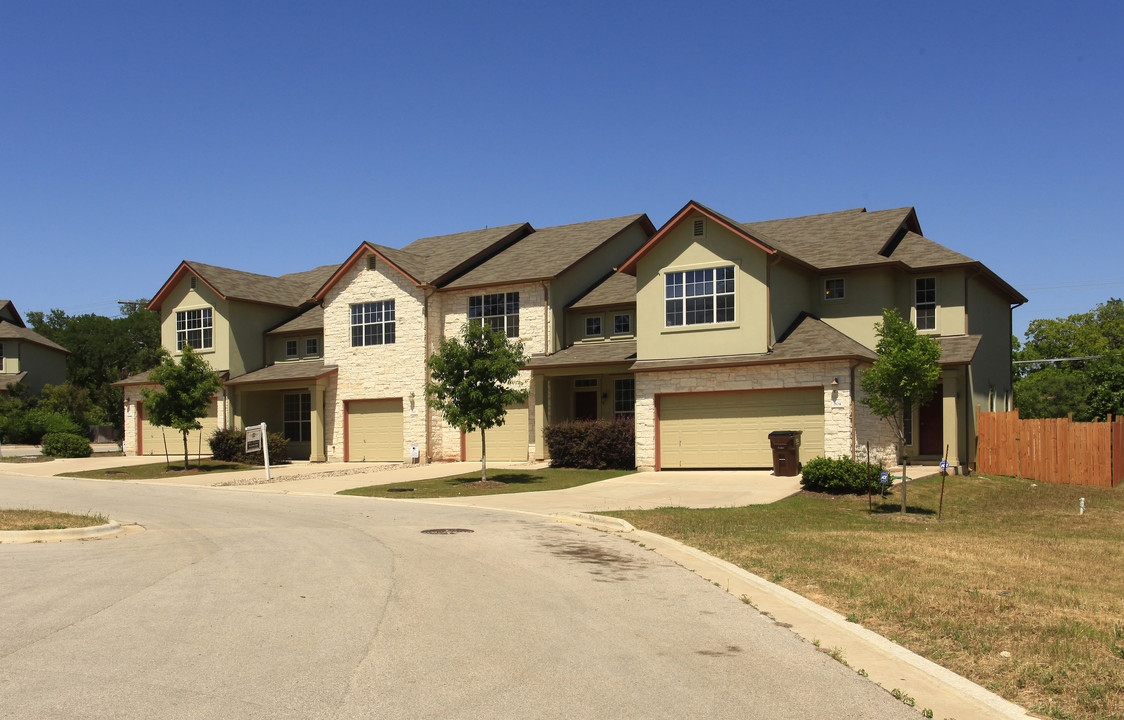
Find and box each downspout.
[423,285,436,464]
[541,280,550,354]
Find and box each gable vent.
[190,276,197,290]
[693,219,705,237]
[367,255,377,271]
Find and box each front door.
[574,391,598,421]
[918,386,944,456]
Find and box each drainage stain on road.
[696,645,744,657]
[535,527,650,583]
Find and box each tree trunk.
[480,429,487,482]
[182,431,190,470]
[901,456,908,514]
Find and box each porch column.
[526,373,536,461]
[941,374,961,469]
[310,379,327,463]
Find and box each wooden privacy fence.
[977,410,1123,488]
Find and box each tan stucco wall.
[1,341,67,394]
[769,261,813,344]
[636,213,770,360]
[550,222,651,351]
[322,255,428,463]
[816,267,899,349]
[267,333,324,364]
[567,306,635,345]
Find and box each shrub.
[12,409,83,444]
[799,456,886,494]
[544,419,635,469]
[41,432,93,458]
[208,428,290,465]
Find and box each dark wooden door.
[575,391,598,421]
[918,386,944,455]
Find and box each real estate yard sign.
[245,422,271,482]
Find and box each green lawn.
[340,467,633,499]
[64,459,258,480]
[606,474,1124,720]
[0,508,109,531]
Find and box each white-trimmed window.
[614,378,635,418]
[915,277,936,330]
[613,314,631,335]
[585,317,602,337]
[285,340,298,358]
[351,301,396,347]
[468,292,519,338]
[825,278,845,300]
[665,265,735,327]
[305,338,319,356]
[283,393,311,442]
[176,308,213,350]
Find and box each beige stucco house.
[121,201,1023,473]
[0,300,69,395]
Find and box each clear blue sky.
[3,1,1121,340]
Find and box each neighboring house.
[122,200,1023,472]
[0,300,69,395]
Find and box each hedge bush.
[41,432,93,458]
[799,456,887,494]
[5,409,84,444]
[208,428,290,465]
[544,419,635,470]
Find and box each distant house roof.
[0,300,26,327]
[442,215,654,290]
[149,261,339,311]
[0,319,69,354]
[619,200,1026,304]
[937,335,983,366]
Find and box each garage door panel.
[660,389,824,469]
[465,406,528,462]
[347,399,403,462]
[140,401,218,456]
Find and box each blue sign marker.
[880,471,889,484]
[939,460,950,471]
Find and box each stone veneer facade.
[633,360,897,471]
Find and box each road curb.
[0,521,136,544]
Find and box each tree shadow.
[870,502,937,516]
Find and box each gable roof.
[0,300,26,327]
[149,261,339,311]
[0,322,70,354]
[619,200,1025,304]
[569,272,636,310]
[442,215,654,290]
[266,305,323,335]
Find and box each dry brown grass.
[610,474,1124,720]
[0,508,109,531]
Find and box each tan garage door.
[347,399,403,462]
[464,405,529,462]
[139,400,219,457]
[659,389,824,469]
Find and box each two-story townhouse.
[604,200,1025,472]
[0,300,69,395]
[124,214,654,463]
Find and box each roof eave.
[148,262,227,311]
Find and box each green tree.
[1014,368,1091,420]
[141,346,222,469]
[28,301,162,431]
[1086,355,1124,420]
[860,308,942,514]
[425,323,528,482]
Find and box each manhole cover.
[386,488,414,493]
[421,528,474,535]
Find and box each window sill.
[661,322,740,335]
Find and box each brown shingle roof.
[937,335,982,366]
[442,215,647,289]
[0,300,26,327]
[524,341,637,370]
[267,306,323,335]
[741,207,916,270]
[569,272,636,309]
[401,222,531,284]
[224,360,338,386]
[182,261,339,308]
[630,315,876,372]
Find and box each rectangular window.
[305,338,319,356]
[825,278,845,300]
[176,308,213,350]
[915,277,936,330]
[350,301,396,347]
[665,265,735,327]
[283,393,311,442]
[614,379,635,418]
[574,378,598,389]
[285,340,298,358]
[468,292,519,338]
[585,317,601,337]
[613,314,631,335]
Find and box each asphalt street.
[1,474,919,719]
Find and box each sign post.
[245,422,271,482]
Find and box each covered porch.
[225,361,337,462]
[525,341,638,434]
